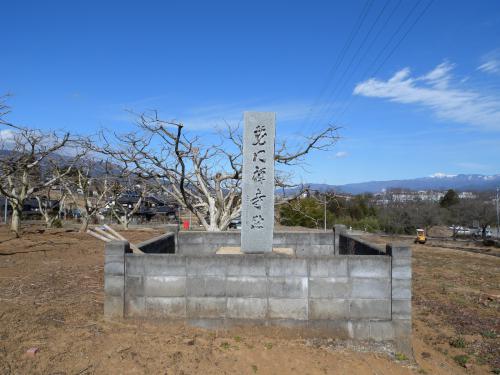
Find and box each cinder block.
[350,278,390,299]
[309,299,349,319]
[268,277,308,298]
[187,257,226,276]
[105,275,124,296]
[392,256,411,267]
[296,245,333,256]
[226,276,267,298]
[388,244,411,258]
[105,240,128,256]
[349,299,391,320]
[316,233,334,246]
[392,299,412,319]
[125,256,144,276]
[187,297,226,318]
[226,298,267,319]
[179,233,204,244]
[309,277,350,298]
[125,296,145,317]
[144,256,186,276]
[349,257,390,278]
[104,295,124,317]
[125,276,144,296]
[309,258,348,277]
[393,319,412,338]
[308,320,350,338]
[392,279,411,299]
[226,257,266,276]
[346,320,371,339]
[146,297,186,318]
[105,260,124,275]
[186,276,226,297]
[392,265,411,280]
[268,298,307,320]
[145,276,186,297]
[370,321,395,341]
[268,258,307,276]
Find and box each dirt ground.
[0,225,498,374]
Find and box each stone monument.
[241,112,276,253]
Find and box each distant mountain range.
[305,174,500,195]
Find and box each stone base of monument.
[216,246,295,256]
[103,229,413,359]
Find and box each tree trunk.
[120,216,129,231]
[10,206,21,237]
[46,216,56,228]
[79,216,90,233]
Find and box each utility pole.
[323,197,327,232]
[496,187,499,239]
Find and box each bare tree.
[35,184,66,228]
[100,111,339,231]
[0,97,82,236]
[61,158,113,232]
[108,176,151,230]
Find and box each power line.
[311,0,394,129]
[330,0,434,125]
[304,0,375,130]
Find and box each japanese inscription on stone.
[241,112,275,253]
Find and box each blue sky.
[1,0,500,185]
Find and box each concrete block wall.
[177,231,334,256]
[339,233,386,255]
[103,234,412,357]
[137,233,175,254]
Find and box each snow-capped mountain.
[307,174,500,195]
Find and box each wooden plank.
[103,225,144,254]
[87,230,111,243]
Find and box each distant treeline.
[279,189,498,235]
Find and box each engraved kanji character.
[252,125,267,146]
[251,214,264,229]
[251,188,266,210]
[252,165,266,183]
[252,149,266,163]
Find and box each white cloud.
[107,99,323,131]
[478,49,500,75]
[354,61,500,130]
[429,172,457,178]
[0,129,16,141]
[335,151,348,158]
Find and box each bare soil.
[0,225,498,374]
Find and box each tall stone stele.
[241,112,276,253]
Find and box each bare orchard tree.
[61,158,113,232]
[100,111,339,231]
[0,97,83,236]
[108,175,152,230]
[35,184,67,228]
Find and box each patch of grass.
[251,364,258,373]
[264,343,273,350]
[395,353,408,361]
[449,336,466,348]
[492,368,500,374]
[418,369,428,374]
[453,354,469,367]
[481,330,497,339]
[234,335,242,342]
[220,342,230,350]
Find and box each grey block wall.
[177,231,334,256]
[103,235,412,357]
